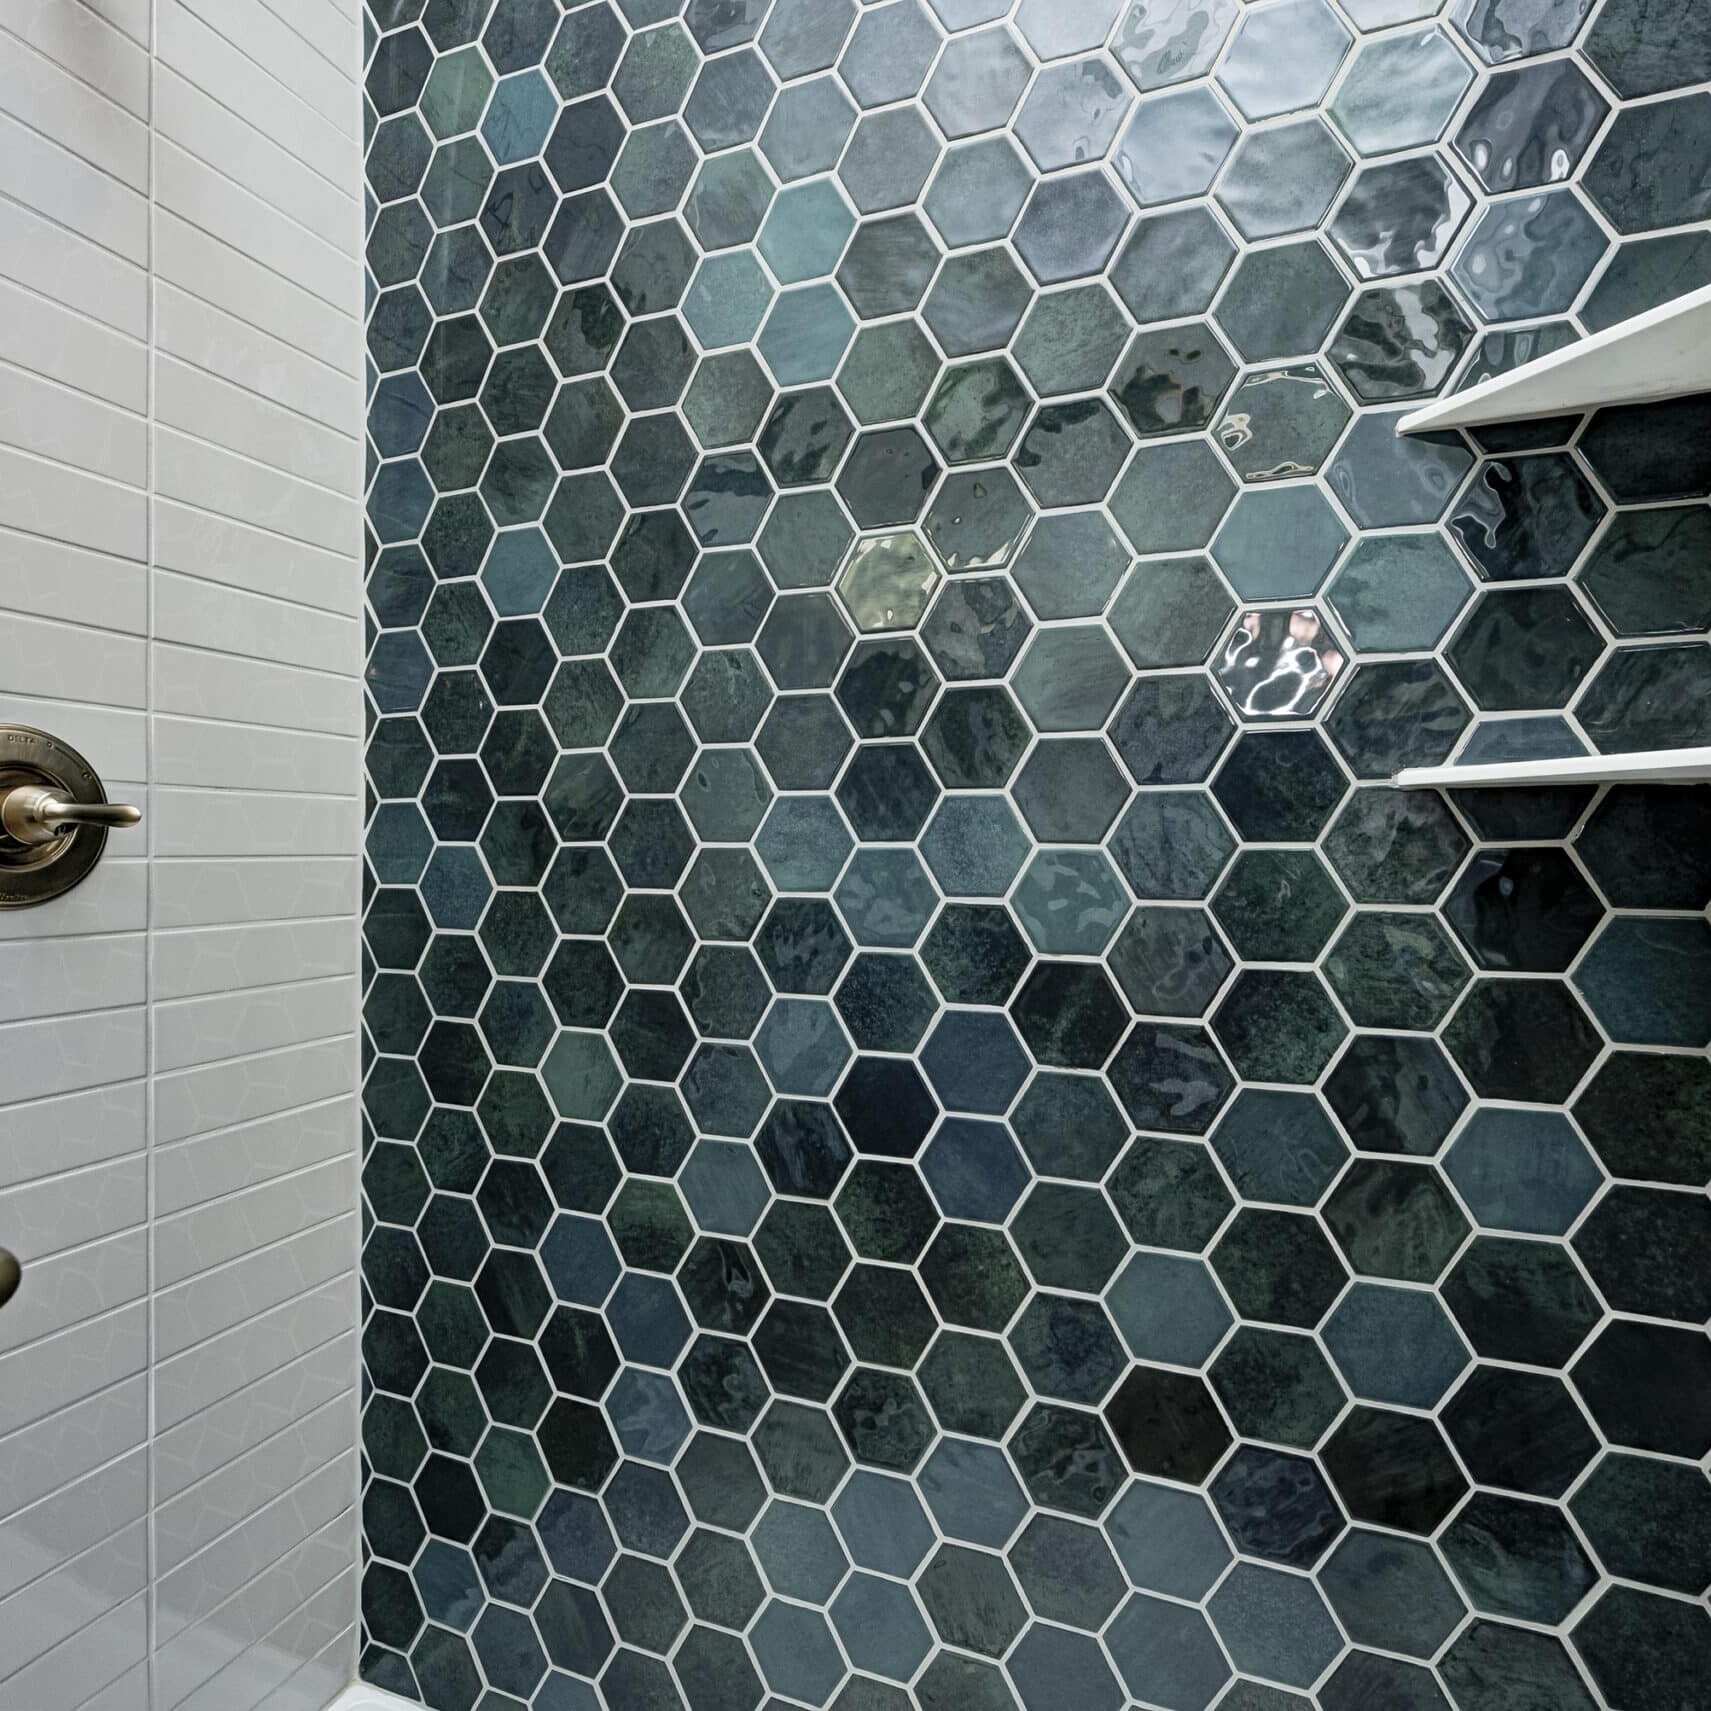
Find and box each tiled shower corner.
[358,1,1711,1707]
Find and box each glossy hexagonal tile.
[355,4,1711,1694]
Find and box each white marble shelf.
[1396,747,1711,790]
[1396,283,1711,435]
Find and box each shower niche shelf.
[1396,282,1711,435]
[1397,746,1711,790]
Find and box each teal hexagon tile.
[1214,364,1352,483]
[1113,0,1239,92]
[1453,61,1609,195]
[1577,506,1711,637]
[1576,916,1711,1048]
[1113,84,1239,206]
[759,178,858,282]
[1212,486,1350,600]
[684,251,775,349]
[1217,0,1352,120]
[1328,535,1472,651]
[1013,850,1129,957]
[1217,119,1352,243]
[1323,1283,1470,1407]
[1213,608,1349,719]
[1326,411,1474,527]
[758,284,858,384]
[1329,27,1475,157]
[357,1,1711,1691]
[1444,1108,1603,1235]
[1449,189,1608,321]
[1330,155,1474,281]
[1584,0,1711,96]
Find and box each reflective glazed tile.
[836,532,941,633]
[1215,608,1348,717]
[1013,57,1133,172]
[1582,92,1711,236]
[1214,364,1350,482]
[1113,84,1238,205]
[1453,61,1610,193]
[1218,120,1351,242]
[1330,27,1475,157]
[356,2,1711,1697]
[1326,411,1474,527]
[1216,0,1352,120]
[1454,0,1594,64]
[1449,189,1608,320]
[1330,280,1474,403]
[1447,453,1605,581]
[1113,0,1239,91]
[1330,155,1474,281]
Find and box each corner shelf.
[1396,747,1711,790]
[1395,282,1711,435]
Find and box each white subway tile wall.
[0,3,364,1710]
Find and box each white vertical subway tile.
[150,787,359,857]
[152,1275,351,1430]
[154,1095,356,1215]
[0,1301,148,1437]
[0,109,147,263]
[0,1009,146,1104]
[0,1079,145,1188]
[151,1333,355,1505]
[154,1036,357,1145]
[0,528,147,633]
[0,1227,148,1354]
[0,933,147,1023]
[0,1372,147,1517]
[0,29,148,188]
[0,442,146,559]
[150,917,358,1003]
[0,1444,148,1602]
[150,857,359,929]
[0,182,147,339]
[0,0,151,115]
[154,641,363,736]
[0,1155,147,1260]
[153,1389,351,1573]
[0,1516,148,1681]
[0,5,363,1700]
[0,1587,147,1711]
[156,0,352,186]
[0,275,148,412]
[173,0,358,136]
[155,284,360,445]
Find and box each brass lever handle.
[0,786,142,847]
[0,1248,19,1310]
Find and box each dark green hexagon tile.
[358,2,1711,1705]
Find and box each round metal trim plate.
[0,725,113,909]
